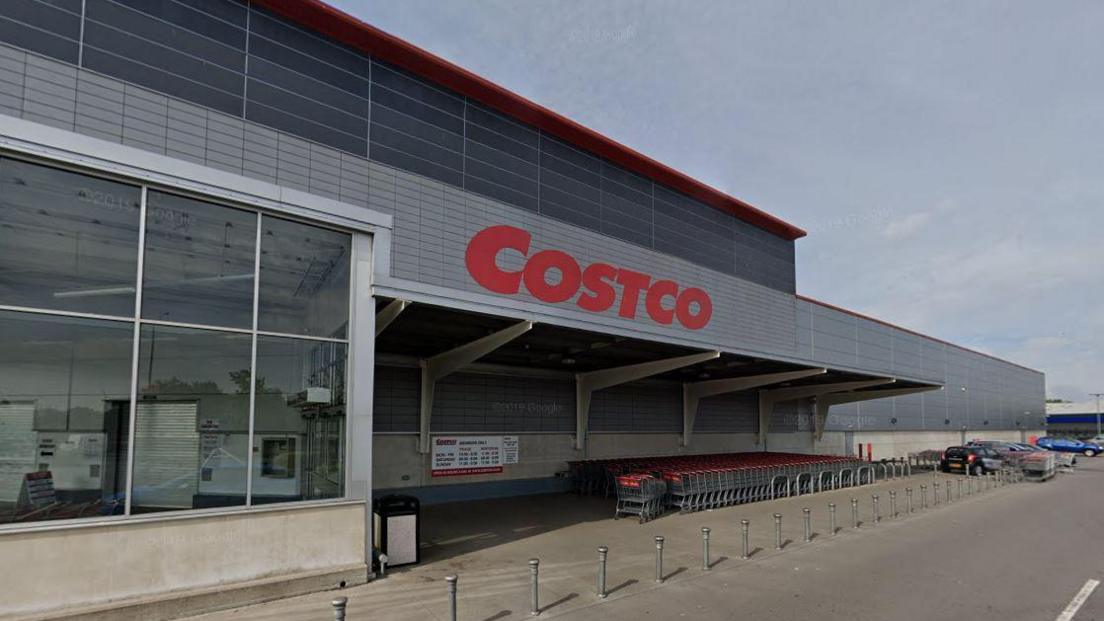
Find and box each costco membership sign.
[431,436,519,477]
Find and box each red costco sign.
[465,225,713,330]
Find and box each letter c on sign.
[465,225,531,294]
[675,287,712,330]
[644,280,678,325]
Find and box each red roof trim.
[249,0,807,241]
[796,295,1041,375]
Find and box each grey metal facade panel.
[0,4,800,293]
[768,401,802,433]
[0,0,81,65]
[373,365,420,432]
[803,296,1047,432]
[694,391,758,433]
[81,0,246,116]
[589,380,682,433]
[432,372,575,433]
[0,39,1046,434]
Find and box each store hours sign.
[432,436,519,477]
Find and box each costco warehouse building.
[0,0,1045,617]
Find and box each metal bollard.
[655,536,665,583]
[828,503,837,535]
[740,520,750,559]
[597,546,608,599]
[933,482,940,506]
[920,485,927,510]
[332,596,348,621]
[803,508,812,542]
[774,513,783,550]
[529,559,540,616]
[906,487,913,513]
[851,498,859,529]
[872,494,880,523]
[702,527,711,570]
[889,491,897,518]
[946,481,952,503]
[446,576,458,621]
[957,478,963,498]
[379,553,388,578]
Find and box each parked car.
[940,446,1002,475]
[1035,437,1102,457]
[966,440,1028,453]
[1089,435,1104,446]
[1002,441,1078,465]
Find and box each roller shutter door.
[132,401,199,509]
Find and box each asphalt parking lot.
[192,459,1104,621]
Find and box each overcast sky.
[332,0,1103,403]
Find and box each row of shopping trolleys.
[570,452,880,523]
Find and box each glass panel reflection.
[252,335,346,504]
[258,216,350,338]
[0,158,141,317]
[0,310,133,523]
[142,192,257,329]
[131,324,251,512]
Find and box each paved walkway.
[187,467,1046,620]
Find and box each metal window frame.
[0,127,385,530]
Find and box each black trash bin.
[374,495,421,567]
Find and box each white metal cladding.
[0,43,1047,433]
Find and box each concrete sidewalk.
[189,469,1020,620]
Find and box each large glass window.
[0,311,134,524]
[131,325,252,512]
[0,157,354,526]
[141,192,257,329]
[252,336,347,504]
[0,159,141,317]
[258,216,351,339]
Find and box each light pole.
[1092,393,1104,437]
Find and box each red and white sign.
[465,225,713,329]
[431,436,518,477]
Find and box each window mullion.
[123,186,149,516]
[245,213,263,507]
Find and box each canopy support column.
[681,368,827,447]
[418,320,534,453]
[575,350,721,453]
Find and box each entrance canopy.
[374,299,942,452]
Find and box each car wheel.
[972,464,984,476]
[1084,449,1096,457]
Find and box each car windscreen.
[945,447,970,458]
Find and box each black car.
[940,446,1002,475]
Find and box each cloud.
[881,211,932,240]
